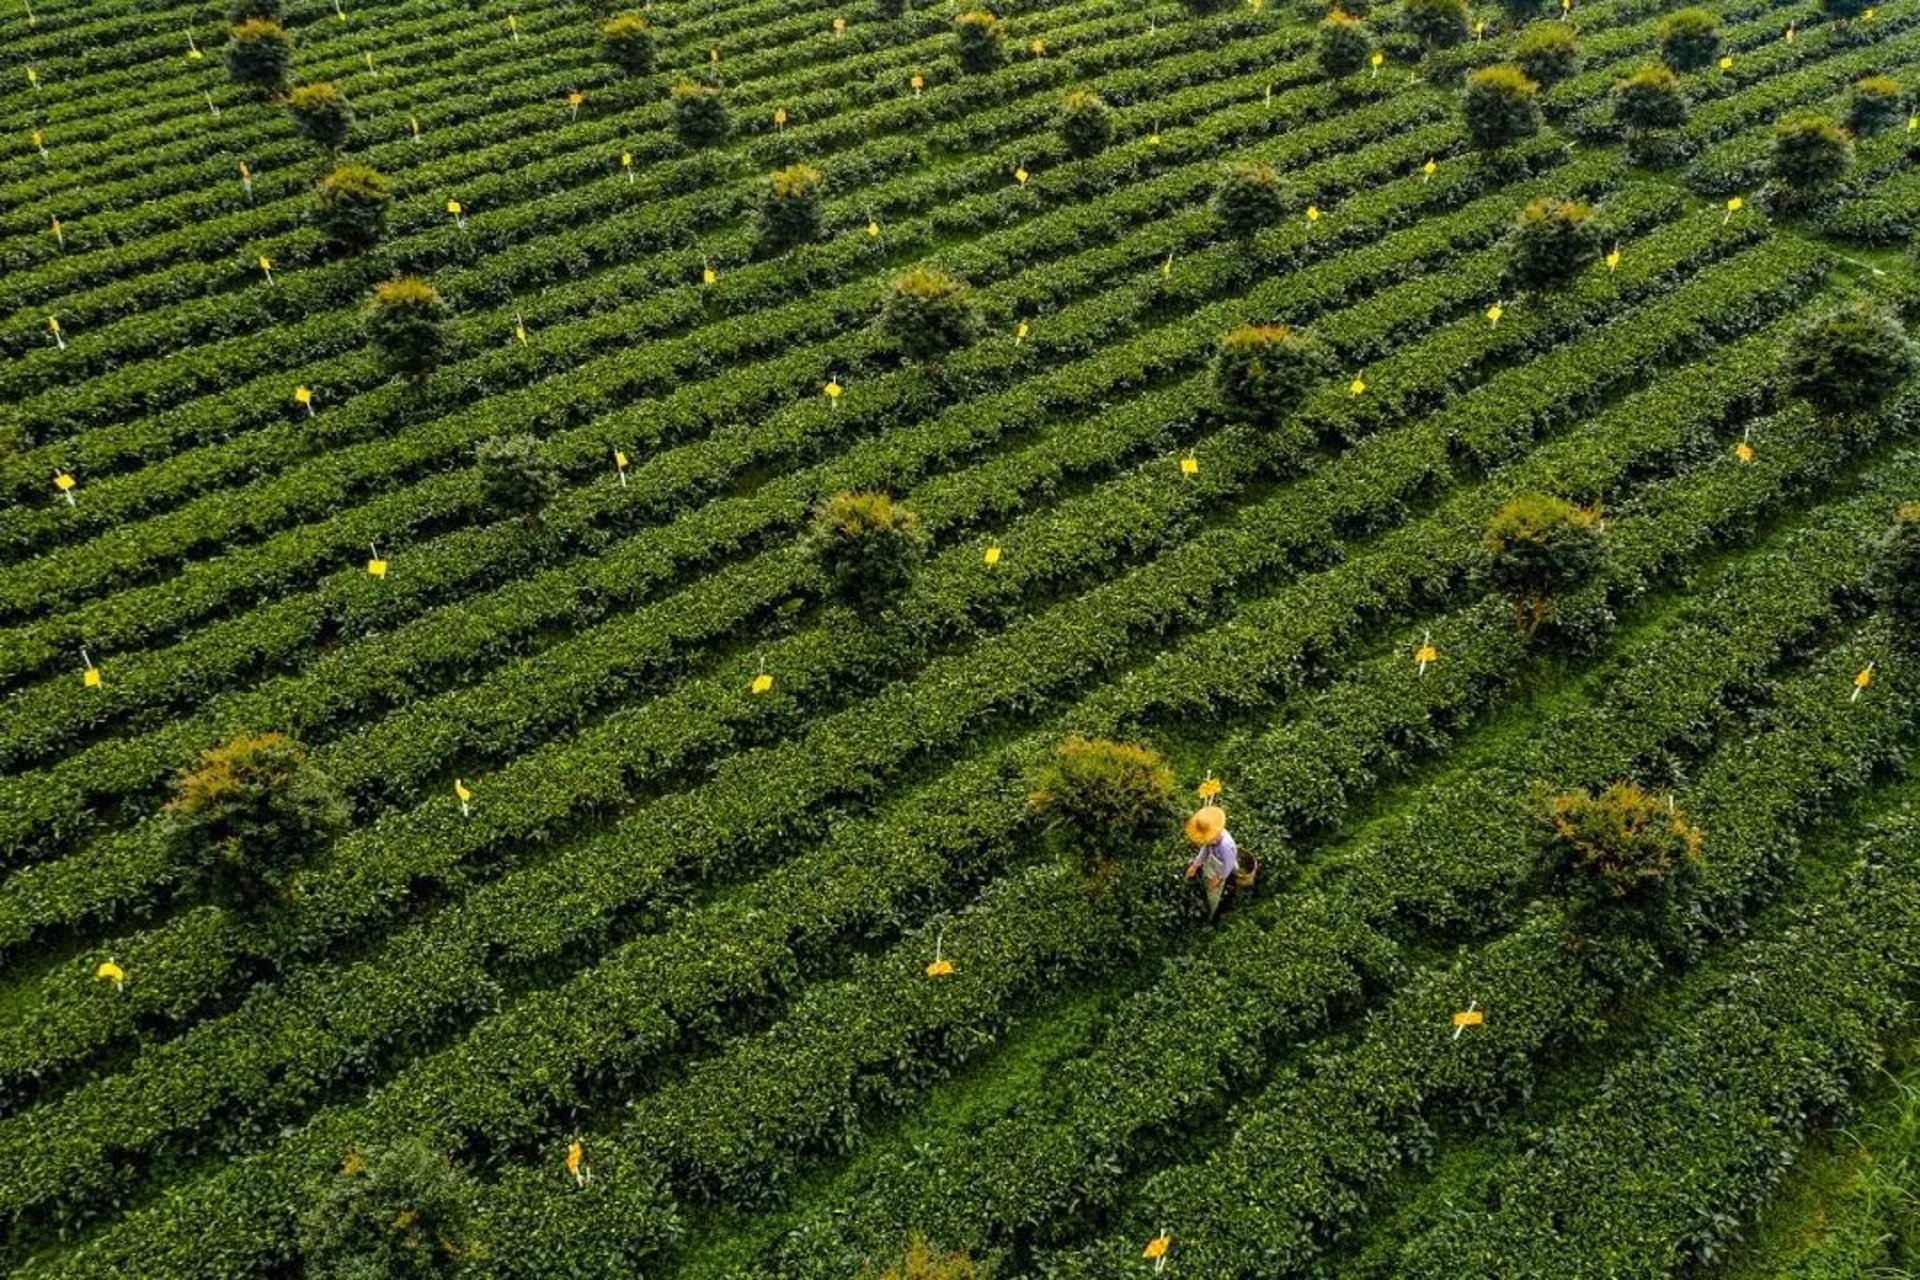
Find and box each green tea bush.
[286,82,353,149]
[299,1139,476,1280]
[806,491,928,606]
[1504,196,1603,294]
[365,277,450,380]
[1770,113,1854,200]
[224,18,291,95]
[601,14,657,74]
[1403,0,1469,48]
[1463,65,1541,152]
[760,164,826,252]
[1212,161,1290,240]
[311,163,393,252]
[1846,76,1905,135]
[1213,324,1331,426]
[672,81,730,148]
[1318,11,1373,82]
[1876,502,1920,624]
[1058,90,1113,158]
[955,11,1004,73]
[878,267,983,368]
[1540,780,1703,986]
[1514,22,1579,88]
[1613,64,1689,162]
[1781,303,1918,417]
[1657,8,1722,71]
[1028,736,1176,880]
[476,433,561,521]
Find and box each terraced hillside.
[2,0,1918,1274]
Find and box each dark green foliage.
[806,491,928,606]
[1213,324,1331,425]
[483,1141,681,1279]
[162,731,348,919]
[311,163,393,252]
[1877,503,1920,622]
[476,433,561,520]
[1403,0,1469,48]
[286,82,354,149]
[299,1139,477,1280]
[1058,91,1113,158]
[955,11,1004,73]
[1318,10,1373,82]
[601,13,656,74]
[365,277,449,379]
[864,1235,983,1279]
[1657,8,1722,71]
[1780,303,1918,417]
[1504,196,1603,294]
[1182,0,1233,10]
[224,18,291,94]
[878,267,983,366]
[228,0,280,22]
[759,164,825,252]
[1514,22,1579,88]
[1823,0,1869,21]
[671,81,730,148]
[1028,736,1176,879]
[1496,0,1542,27]
[1541,781,1704,986]
[1846,76,1905,135]
[1770,112,1853,194]
[876,0,908,16]
[1212,162,1289,240]
[1484,493,1608,637]
[1462,64,1542,151]
[1613,63,1688,133]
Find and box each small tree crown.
[1846,76,1904,135]
[476,433,561,519]
[955,10,1004,72]
[312,163,394,252]
[1462,64,1542,151]
[879,267,983,365]
[602,13,656,73]
[807,490,928,606]
[1318,10,1373,81]
[1505,195,1602,293]
[1543,780,1703,905]
[1770,112,1854,191]
[1213,323,1331,426]
[1028,736,1177,878]
[1058,90,1114,157]
[1657,7,1722,70]
[1403,0,1470,47]
[1212,161,1290,240]
[1613,64,1687,130]
[1780,302,1918,417]
[1513,22,1579,88]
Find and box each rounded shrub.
[1212,161,1289,241]
[1846,75,1904,135]
[1504,195,1602,294]
[286,82,354,149]
[1657,7,1722,71]
[876,0,908,16]
[671,81,730,148]
[1028,736,1176,880]
[300,1138,476,1279]
[955,10,1004,73]
[1182,0,1234,10]
[869,1235,982,1279]
[1462,64,1542,152]
[601,13,656,74]
[1541,780,1703,985]
[311,162,393,252]
[1780,302,1917,418]
[1403,0,1469,47]
[1613,63,1688,160]
[162,731,347,919]
[483,1141,679,1278]
[806,490,928,606]
[1484,492,1608,638]
[1213,324,1331,426]
[879,267,983,367]
[759,164,825,252]
[225,17,291,94]
[1058,90,1113,158]
[1874,502,1920,622]
[1769,112,1853,196]
[1514,22,1580,88]
[1318,10,1373,82]
[228,0,280,21]
[477,433,561,521]
[365,277,449,379]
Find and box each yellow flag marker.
[258,255,274,285]
[1605,243,1620,272]
[614,447,629,487]
[239,160,254,200]
[1162,250,1173,277]
[1475,17,1486,37]
[32,127,47,160]
[46,315,64,349]
[1306,204,1321,223]
[295,385,315,415]
[1718,54,1733,70]
[1416,631,1438,675]
[566,1140,587,1186]
[1422,156,1437,182]
[1180,455,1198,476]
[1561,0,1571,13]
[702,264,717,286]
[50,217,62,248]
[1144,1231,1172,1272]
[81,648,100,683]
[774,107,787,130]
[984,545,1001,565]
[1148,126,1161,146]
[1014,166,1029,184]
[710,46,720,63]
[1735,426,1754,463]
[1014,321,1029,345]
[187,31,203,58]
[454,778,472,816]
[751,673,774,695]
[910,74,925,96]
[1369,50,1383,76]
[568,90,584,119]
[1863,5,1875,17]
[506,12,519,39]
[833,16,846,32]
[1485,303,1503,325]
[621,150,633,182]
[824,377,843,405]
[1030,37,1047,54]
[410,114,422,141]
[26,66,39,89]
[514,312,528,345]
[925,925,953,978]
[866,217,879,238]
[447,199,467,229]
[95,960,124,990]
[362,51,374,72]
[1452,1002,1485,1037]
[55,470,77,505]
[367,542,388,578]
[1723,196,1743,224]
[1785,22,1795,40]
[1852,662,1874,702]
[1197,776,1222,800]
[1265,83,1273,107]
[1350,375,1366,396]
[1908,113,1917,132]
[334,0,346,19]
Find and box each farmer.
[1184,805,1240,919]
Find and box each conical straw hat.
[1185,805,1226,845]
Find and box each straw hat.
[1185,805,1226,845]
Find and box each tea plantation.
[2,0,1918,1274]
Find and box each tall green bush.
[879,267,983,367]
[1504,196,1603,294]
[1212,162,1289,241]
[1318,10,1373,82]
[312,163,393,252]
[760,164,825,252]
[287,82,354,148]
[299,1139,476,1279]
[1513,22,1579,88]
[955,11,1004,73]
[672,81,730,147]
[1657,8,1722,71]
[806,491,928,606]
[365,277,449,380]
[1058,90,1113,157]
[1462,65,1542,152]
[1213,324,1331,426]
[1846,76,1904,135]
[601,13,656,74]
[477,433,561,520]
[1028,736,1176,880]
[1484,493,1609,638]
[1780,303,1917,417]
[225,18,291,94]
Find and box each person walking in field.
[1184,804,1241,918]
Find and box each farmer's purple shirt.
[1187,830,1238,880]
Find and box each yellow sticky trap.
[1452,1009,1484,1028]
[566,1140,584,1183]
[50,217,62,246]
[1369,50,1384,68]
[910,74,925,94]
[294,385,313,406]
[751,673,774,695]
[1144,1233,1171,1261]
[1726,197,1743,212]
[83,665,101,687]
[446,199,463,216]
[1148,130,1161,146]
[1853,664,1875,698]
[1474,18,1485,37]
[1197,777,1222,800]
[1485,303,1503,325]
[187,33,203,58]
[1718,55,1733,70]
[710,46,719,62]
[454,778,472,804]
[1908,114,1917,132]
[506,12,518,35]
[1015,321,1030,343]
[866,218,879,238]
[1179,455,1198,476]
[984,545,1001,565]
[1030,37,1046,54]
[925,958,954,978]
[1415,641,1438,666]
[1306,205,1321,223]
[54,471,75,493]
[1014,167,1029,184]
[1734,439,1754,464]
[26,66,39,88]
[1162,252,1173,277]
[366,556,387,577]
[1785,23,1795,40]
[95,960,124,988]
[1422,157,1437,181]
[702,266,716,286]
[615,450,630,470]
[410,114,422,139]
[1349,376,1366,396]
[1605,245,1620,272]
[1863,5,1875,17]
[833,16,846,32]
[824,379,842,400]
[773,107,788,128]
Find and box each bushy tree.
[1780,302,1918,418]
[1058,90,1113,158]
[879,267,982,367]
[1462,64,1542,152]
[1514,22,1580,88]
[1846,76,1904,136]
[1504,196,1602,294]
[954,10,1004,73]
[1875,502,1920,622]
[1770,112,1853,198]
[671,81,730,148]
[1318,10,1373,82]
[300,1138,477,1280]
[476,433,561,520]
[483,1142,679,1279]
[862,1235,982,1280]
[1212,162,1289,240]
[1484,492,1608,638]
[1657,7,1722,71]
[287,82,354,149]
[163,731,347,918]
[365,277,449,379]
[759,164,825,252]
[1403,0,1469,48]
[312,163,393,252]
[1028,736,1176,880]
[601,13,656,74]
[1213,324,1330,426]
[225,17,291,94]
[1541,780,1703,986]
[806,491,928,606]
[1613,63,1688,161]
[228,0,280,22]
